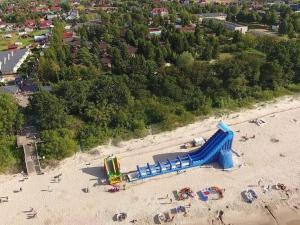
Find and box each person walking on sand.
[170,215,175,221]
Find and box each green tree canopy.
[39,128,79,160]
[0,94,23,135]
[29,91,67,130]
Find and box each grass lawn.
[0,34,32,51]
[244,48,266,58]
[31,29,50,36]
[218,52,234,61]
[0,29,50,51]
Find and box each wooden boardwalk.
[17,129,42,175]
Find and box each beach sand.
[0,95,300,225]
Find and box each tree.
[260,61,284,89]
[39,128,78,160]
[279,18,294,36]
[0,94,23,135]
[53,80,91,115]
[60,1,71,11]
[176,51,194,71]
[29,91,67,130]
[0,136,18,172]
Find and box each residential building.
[127,45,138,57]
[149,28,162,36]
[101,57,112,69]
[197,13,227,22]
[290,4,300,12]
[224,21,248,34]
[39,20,52,29]
[0,48,31,75]
[151,8,169,17]
[66,9,79,20]
[176,24,196,32]
[24,19,36,28]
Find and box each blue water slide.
[135,121,234,180]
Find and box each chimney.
[7,53,10,61]
[4,57,6,64]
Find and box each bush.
[0,94,24,135]
[39,128,79,161]
[0,136,19,173]
[78,125,109,149]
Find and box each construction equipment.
[104,155,122,185]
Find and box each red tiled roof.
[25,19,36,27]
[39,20,52,29]
[7,44,18,50]
[127,45,137,55]
[151,8,168,14]
[63,31,73,39]
[50,6,62,12]
[149,28,161,32]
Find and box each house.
[50,6,62,12]
[290,4,300,12]
[151,8,169,17]
[149,28,162,36]
[34,35,48,43]
[177,25,196,32]
[0,21,6,29]
[99,6,118,12]
[197,13,227,22]
[32,6,49,13]
[63,31,74,39]
[6,5,14,14]
[224,21,248,34]
[0,48,31,75]
[25,27,34,33]
[7,44,18,50]
[63,31,74,42]
[39,20,52,29]
[127,45,138,57]
[45,14,59,20]
[66,9,79,20]
[99,41,109,54]
[100,57,112,68]
[24,19,36,28]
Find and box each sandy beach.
[1,95,300,225]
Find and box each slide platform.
[135,121,234,180]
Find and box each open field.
[0,29,49,50]
[0,96,300,225]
